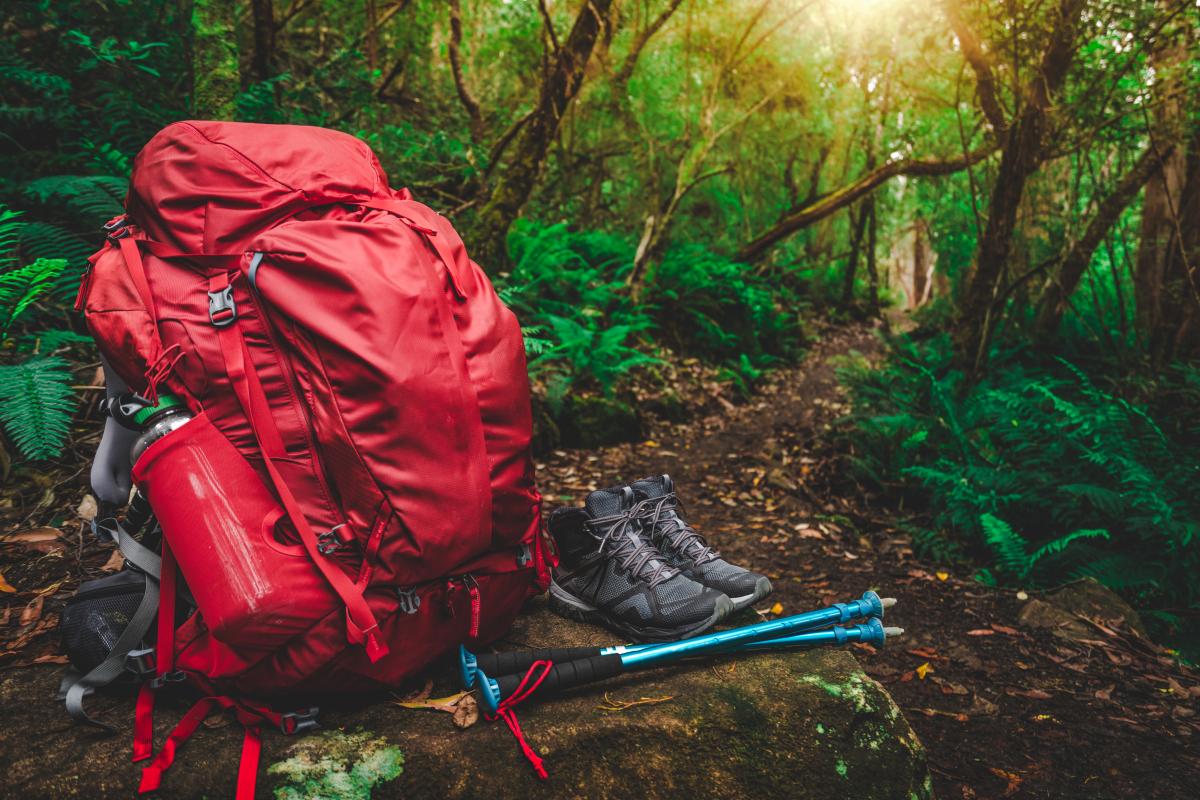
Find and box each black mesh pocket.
[60,571,148,674]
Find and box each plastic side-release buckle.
[207,284,237,327]
[125,647,156,678]
[103,215,131,241]
[149,670,187,690]
[516,543,532,567]
[397,587,421,614]
[316,524,349,555]
[280,707,320,735]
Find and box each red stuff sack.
[77,121,553,796]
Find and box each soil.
[3,320,1199,798]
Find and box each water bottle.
[107,393,193,465]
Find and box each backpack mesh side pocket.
[60,570,149,674]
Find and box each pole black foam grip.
[475,646,602,677]
[494,653,624,699]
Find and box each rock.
[0,599,931,799]
[1018,578,1148,639]
[557,395,643,448]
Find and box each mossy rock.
[557,395,643,448]
[0,599,930,799]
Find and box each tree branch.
[448,0,484,143]
[943,0,1009,134]
[612,0,684,91]
[736,143,997,263]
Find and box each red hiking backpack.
[71,121,551,795]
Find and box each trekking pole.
[476,592,899,712]
[460,590,895,689]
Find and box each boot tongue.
[630,474,673,499]
[585,486,634,518]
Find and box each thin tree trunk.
[251,0,275,82]
[953,0,1084,373]
[448,0,484,143]
[865,198,882,320]
[192,0,241,119]
[1034,144,1171,337]
[840,202,868,310]
[473,0,616,272]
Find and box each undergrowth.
[839,332,1200,658]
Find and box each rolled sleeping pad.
[460,590,895,688]
[477,592,900,712]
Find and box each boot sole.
[548,582,735,643]
[727,576,774,611]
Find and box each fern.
[0,258,67,335]
[0,205,23,269]
[0,356,76,460]
[17,329,93,354]
[22,175,127,221]
[18,222,94,299]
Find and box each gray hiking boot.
[631,474,773,611]
[547,486,735,642]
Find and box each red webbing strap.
[156,542,177,675]
[236,726,262,800]
[486,660,554,780]
[117,236,159,330]
[132,683,155,763]
[138,697,216,793]
[209,274,386,662]
[137,695,267,796]
[467,582,482,639]
[355,509,389,589]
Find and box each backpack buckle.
[103,215,131,240]
[207,285,237,327]
[280,707,320,735]
[516,543,532,567]
[125,647,156,678]
[397,588,421,614]
[149,670,187,689]
[316,524,348,555]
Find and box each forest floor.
[3,320,1200,798]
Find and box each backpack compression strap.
[208,270,387,661]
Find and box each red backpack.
[73,121,551,795]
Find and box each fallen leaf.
[990,624,1020,635]
[2,527,63,549]
[19,594,44,626]
[100,549,124,573]
[769,602,784,616]
[966,629,996,636]
[641,440,658,448]
[1095,684,1114,701]
[936,571,949,581]
[32,654,69,665]
[916,662,933,680]
[907,647,943,660]
[0,572,16,593]
[452,693,479,728]
[395,690,470,712]
[1007,688,1052,700]
[1167,677,1189,698]
[397,678,433,704]
[988,767,1023,797]
[77,494,98,522]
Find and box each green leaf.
[0,356,77,461]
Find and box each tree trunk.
[840,203,868,310]
[864,198,882,320]
[250,0,275,82]
[192,0,241,119]
[1034,145,1170,337]
[953,0,1084,373]
[472,0,616,272]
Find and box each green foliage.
[0,257,66,335]
[0,356,76,460]
[841,333,1200,654]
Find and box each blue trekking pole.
[460,590,895,689]
[476,592,900,713]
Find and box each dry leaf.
[452,693,479,728]
[990,624,1020,635]
[1095,684,1114,701]
[77,494,98,522]
[641,440,658,448]
[988,767,1024,797]
[769,602,784,616]
[3,527,63,547]
[966,629,996,636]
[19,594,44,627]
[0,572,16,593]
[32,654,69,665]
[100,549,124,573]
[935,571,949,581]
[395,690,469,711]
[398,678,434,704]
[916,662,932,680]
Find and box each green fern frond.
[1028,528,1110,566]
[16,328,93,353]
[0,356,77,460]
[22,175,127,222]
[1,258,67,335]
[0,205,24,268]
[980,514,1031,577]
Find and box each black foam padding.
[475,646,603,676]
[495,653,624,699]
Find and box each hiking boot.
[631,475,773,611]
[547,486,735,642]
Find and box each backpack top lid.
[126,121,391,253]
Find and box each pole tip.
[880,597,898,609]
[883,626,904,637]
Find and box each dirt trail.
[3,321,1198,798]
[537,321,1200,800]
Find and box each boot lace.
[586,500,678,586]
[639,494,719,565]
